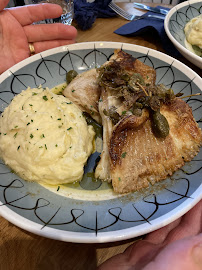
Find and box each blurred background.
[6,0,25,7]
[6,0,185,8]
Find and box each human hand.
[0,0,77,74]
[98,200,202,270]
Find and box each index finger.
[7,3,63,26]
[0,0,10,11]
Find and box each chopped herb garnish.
[15,126,18,128]
[27,122,30,126]
[58,125,62,128]
[4,133,7,135]
[57,118,61,120]
[43,95,48,101]
[17,145,20,150]
[29,104,33,106]
[44,144,47,150]
[30,134,34,139]
[14,132,18,138]
[40,134,45,138]
[39,146,43,148]
[55,144,58,147]
[67,127,72,131]
[57,186,60,191]
[99,98,103,102]
[118,177,121,181]
[31,119,33,122]
[121,152,127,158]
[32,92,37,96]
[72,90,75,92]
[122,111,127,115]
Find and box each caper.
[137,96,146,103]
[133,102,143,109]
[108,106,121,124]
[151,110,169,138]
[149,96,161,111]
[128,73,145,92]
[66,70,78,84]
[133,108,142,117]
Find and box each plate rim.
[0,186,201,243]
[1,41,201,82]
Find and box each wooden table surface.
[0,3,201,270]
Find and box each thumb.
[143,234,202,270]
[0,0,10,11]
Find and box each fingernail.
[192,243,202,266]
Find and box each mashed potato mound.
[184,14,202,49]
[0,87,95,185]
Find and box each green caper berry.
[66,70,78,84]
[151,110,169,138]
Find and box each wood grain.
[0,3,201,270]
[0,217,139,270]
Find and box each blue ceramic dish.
[165,0,202,69]
[0,42,201,243]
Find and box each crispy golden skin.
[110,98,202,193]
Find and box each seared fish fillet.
[95,49,156,181]
[63,69,101,124]
[63,49,202,194]
[110,98,202,193]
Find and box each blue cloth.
[114,7,181,58]
[74,0,116,30]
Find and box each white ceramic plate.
[0,42,201,243]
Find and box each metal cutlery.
[133,3,169,16]
[108,1,165,21]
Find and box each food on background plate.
[64,49,202,194]
[0,87,95,185]
[184,14,202,57]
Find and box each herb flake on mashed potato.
[0,86,95,185]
